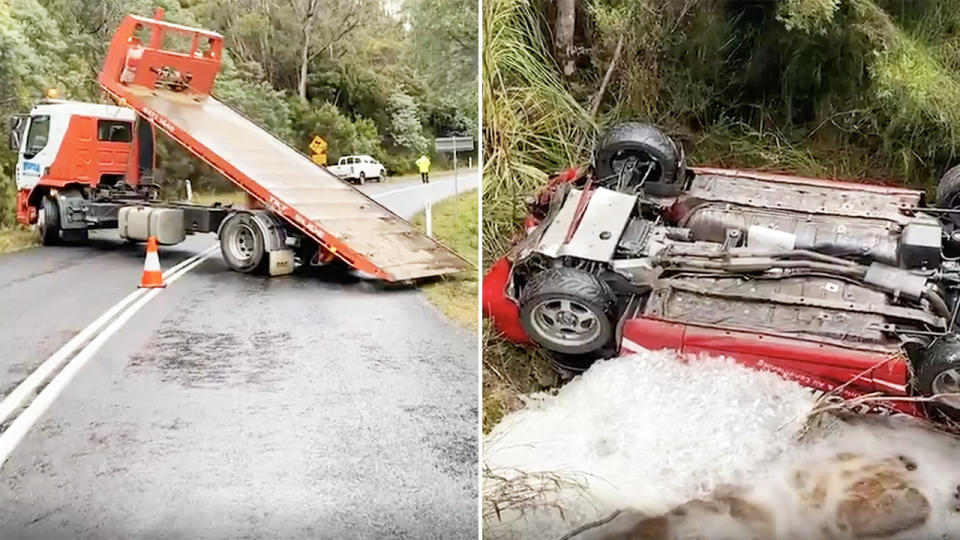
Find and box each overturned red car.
[484,123,960,419]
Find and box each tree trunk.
[554,0,576,77]
[298,25,310,101]
[297,0,318,101]
[590,34,624,116]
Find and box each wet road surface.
[0,172,478,538]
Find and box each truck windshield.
[23,115,50,159]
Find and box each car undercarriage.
[485,123,960,419]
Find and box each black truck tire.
[219,212,267,274]
[918,335,960,419]
[595,122,685,196]
[39,195,61,246]
[519,267,615,356]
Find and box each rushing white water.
[483,350,960,539]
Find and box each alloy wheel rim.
[530,298,601,347]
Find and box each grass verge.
[191,190,248,208]
[0,225,39,254]
[482,322,559,432]
[411,190,479,330]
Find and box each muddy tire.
[219,212,267,274]
[937,165,960,208]
[38,195,61,246]
[918,335,960,419]
[595,123,684,196]
[937,165,960,234]
[519,268,615,356]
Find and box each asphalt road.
[0,172,479,539]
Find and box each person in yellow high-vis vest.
[416,155,431,183]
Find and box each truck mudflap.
[98,10,470,282]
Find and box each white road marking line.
[371,176,478,198]
[0,244,217,461]
[373,183,436,197]
[0,244,217,427]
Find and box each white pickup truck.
[327,155,387,184]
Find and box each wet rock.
[590,454,931,540]
[595,493,774,540]
[834,457,930,537]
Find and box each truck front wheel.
[219,213,267,273]
[38,195,61,246]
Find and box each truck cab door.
[16,114,54,191]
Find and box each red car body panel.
[482,258,532,344]
[484,166,927,417]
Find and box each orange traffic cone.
[139,236,166,288]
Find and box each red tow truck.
[8,9,469,281]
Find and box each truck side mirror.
[8,115,26,152]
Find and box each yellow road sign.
[311,152,327,165]
[309,135,328,154]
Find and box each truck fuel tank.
[119,206,186,245]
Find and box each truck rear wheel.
[38,195,61,246]
[219,213,267,274]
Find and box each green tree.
[386,91,428,153]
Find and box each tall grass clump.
[482,0,596,264]
[482,0,596,431]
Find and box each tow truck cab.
[9,100,152,229]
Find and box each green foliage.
[777,0,841,34]
[403,0,478,118]
[386,91,429,153]
[486,0,960,241]
[293,101,380,161]
[215,72,295,142]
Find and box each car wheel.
[937,165,960,235]
[937,165,960,208]
[918,335,960,419]
[358,172,366,185]
[519,267,615,356]
[219,212,267,274]
[595,122,684,196]
[38,195,61,246]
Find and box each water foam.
[483,350,960,538]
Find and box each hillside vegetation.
[0,0,477,226]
